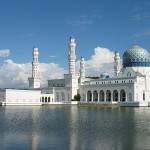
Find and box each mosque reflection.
[0,106,150,150]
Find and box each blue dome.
[100,72,109,79]
[123,45,150,68]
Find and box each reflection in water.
[0,106,150,150]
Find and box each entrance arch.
[120,90,126,102]
[106,90,111,102]
[113,90,118,101]
[93,90,98,101]
[87,91,92,102]
[100,90,104,101]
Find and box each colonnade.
[83,89,128,102]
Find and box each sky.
[0,0,150,88]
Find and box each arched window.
[100,90,104,101]
[106,90,111,102]
[93,90,98,101]
[45,97,47,103]
[127,72,131,77]
[113,90,118,101]
[48,97,50,102]
[42,97,44,103]
[120,90,126,102]
[87,91,92,102]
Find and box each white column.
[91,92,93,102]
[118,91,120,102]
[111,92,113,102]
[86,93,87,102]
[98,93,100,102]
[104,92,106,102]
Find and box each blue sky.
[1,0,150,65]
[0,0,150,87]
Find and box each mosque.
[0,37,150,106]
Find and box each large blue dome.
[123,45,150,68]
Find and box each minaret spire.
[28,47,41,89]
[68,37,76,75]
[79,57,85,84]
[114,51,120,77]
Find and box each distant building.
[0,38,150,106]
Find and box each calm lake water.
[0,105,150,150]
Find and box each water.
[0,106,150,150]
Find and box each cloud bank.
[0,60,66,88]
[0,47,115,88]
[76,47,115,77]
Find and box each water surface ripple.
[0,106,150,150]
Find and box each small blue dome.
[123,45,150,68]
[100,72,109,79]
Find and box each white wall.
[5,89,41,105]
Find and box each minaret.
[28,47,41,89]
[68,37,76,75]
[64,37,78,100]
[114,51,120,77]
[79,57,85,84]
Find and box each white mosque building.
[0,37,150,106]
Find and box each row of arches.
[41,97,53,103]
[85,89,127,102]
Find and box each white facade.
[0,89,41,105]
[0,39,150,107]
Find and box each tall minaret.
[79,57,85,84]
[28,47,41,89]
[32,47,39,78]
[68,37,76,75]
[114,51,120,77]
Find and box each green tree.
[73,94,81,101]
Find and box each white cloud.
[39,63,67,86]
[0,59,67,88]
[0,49,10,57]
[76,47,115,77]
